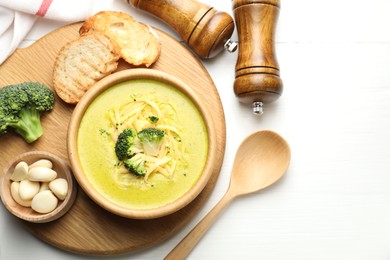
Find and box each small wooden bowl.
[0,151,77,223]
[67,68,217,219]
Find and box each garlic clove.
[10,161,28,182]
[39,182,50,192]
[27,167,57,182]
[10,182,32,207]
[31,190,58,214]
[19,179,40,201]
[49,178,68,200]
[29,159,53,170]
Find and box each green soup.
[77,79,208,210]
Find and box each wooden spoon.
[165,130,291,259]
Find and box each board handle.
[233,0,283,115]
[128,0,235,59]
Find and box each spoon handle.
[164,191,235,259]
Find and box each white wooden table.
[1,0,390,259]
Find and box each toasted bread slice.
[80,11,161,67]
[53,32,120,104]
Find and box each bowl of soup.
[67,69,216,219]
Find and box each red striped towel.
[0,0,113,64]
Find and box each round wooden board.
[0,23,226,255]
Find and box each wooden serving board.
[0,23,226,255]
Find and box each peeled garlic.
[27,167,57,182]
[8,157,70,214]
[39,182,50,192]
[29,159,53,170]
[10,182,32,207]
[49,178,68,200]
[10,161,28,181]
[31,190,58,214]
[19,179,40,201]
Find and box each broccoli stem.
[10,107,44,143]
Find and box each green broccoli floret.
[0,82,54,143]
[124,153,146,176]
[115,128,143,160]
[137,128,165,156]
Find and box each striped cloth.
[0,0,113,64]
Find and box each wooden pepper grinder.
[233,0,283,115]
[127,0,236,59]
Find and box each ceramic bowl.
[67,68,216,219]
[0,151,77,223]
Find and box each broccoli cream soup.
[77,79,208,210]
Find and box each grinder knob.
[128,0,235,59]
[233,0,283,115]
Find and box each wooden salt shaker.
[233,0,283,115]
[128,0,235,59]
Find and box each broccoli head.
[124,153,146,176]
[0,82,54,143]
[137,128,165,156]
[115,128,143,160]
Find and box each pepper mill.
[233,0,283,115]
[127,0,236,59]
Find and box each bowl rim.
[0,151,77,223]
[67,68,217,219]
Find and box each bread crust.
[80,11,161,67]
[53,32,120,104]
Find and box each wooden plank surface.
[0,22,226,255]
